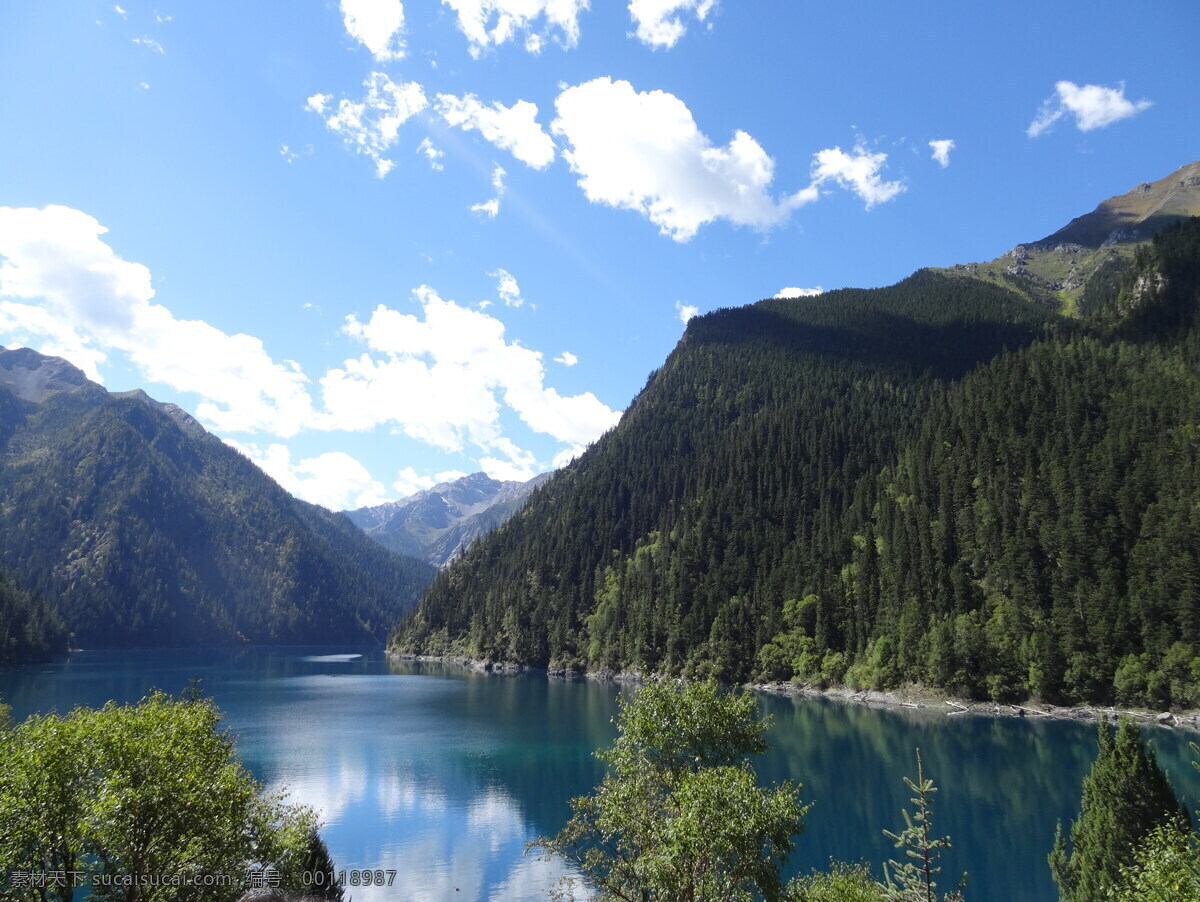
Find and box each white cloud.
[229,441,388,510]
[0,301,108,381]
[491,268,523,307]
[551,443,585,468]
[929,138,954,168]
[132,36,165,53]
[435,94,556,169]
[138,81,151,90]
[554,351,577,366]
[478,436,541,481]
[280,143,313,164]
[774,286,823,298]
[628,0,716,48]
[552,77,814,242]
[326,285,621,458]
[416,137,445,170]
[675,301,698,323]
[392,466,432,497]
[391,466,472,497]
[155,12,172,23]
[441,0,588,57]
[809,144,904,207]
[340,0,406,61]
[470,165,507,218]
[471,198,500,218]
[307,73,428,178]
[0,205,318,436]
[114,4,127,17]
[1027,81,1152,138]
[0,208,620,482]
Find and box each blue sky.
[1,0,1197,510]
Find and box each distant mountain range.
[346,471,550,567]
[391,161,1200,710]
[0,347,436,650]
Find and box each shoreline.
[391,652,1200,734]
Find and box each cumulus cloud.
[441,0,589,57]
[0,208,621,489]
[628,0,716,48]
[675,301,698,323]
[435,93,557,169]
[470,165,507,218]
[416,137,444,170]
[229,441,388,510]
[491,268,523,307]
[307,73,428,178]
[0,301,108,381]
[809,144,904,208]
[479,438,540,481]
[554,351,577,366]
[340,0,406,61]
[929,138,954,168]
[114,4,127,17]
[551,443,585,468]
[774,286,823,298]
[1027,81,1152,138]
[552,77,816,242]
[132,36,164,53]
[0,205,317,436]
[392,465,469,498]
[326,285,621,461]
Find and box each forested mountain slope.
[391,212,1200,709]
[390,271,1061,674]
[0,568,68,667]
[0,349,436,647]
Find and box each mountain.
[940,160,1200,311]
[0,348,437,648]
[391,166,1200,710]
[1039,160,1200,249]
[346,471,551,566]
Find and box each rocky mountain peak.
[1034,160,1200,251]
[0,346,95,402]
[345,470,551,566]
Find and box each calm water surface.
[3,647,1199,902]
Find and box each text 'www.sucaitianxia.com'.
[9,869,259,890]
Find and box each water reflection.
[2,650,1198,902]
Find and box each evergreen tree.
[881,750,966,902]
[1048,718,1189,902]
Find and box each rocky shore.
[390,652,1200,734]
[750,681,1200,733]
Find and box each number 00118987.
[302,869,397,887]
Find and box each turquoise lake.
[3,646,1198,901]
